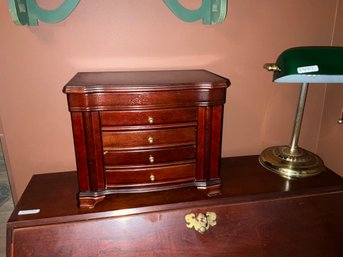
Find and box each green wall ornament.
[163,0,227,24]
[8,0,227,26]
[8,0,80,25]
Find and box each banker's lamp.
[259,46,343,179]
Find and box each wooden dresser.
[63,70,230,208]
[7,156,343,257]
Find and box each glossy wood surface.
[106,162,196,186]
[66,89,227,111]
[64,70,230,207]
[63,70,229,112]
[7,156,343,257]
[10,194,343,257]
[7,156,343,221]
[63,70,229,94]
[100,107,197,126]
[103,145,196,166]
[102,127,196,149]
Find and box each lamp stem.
[289,82,309,154]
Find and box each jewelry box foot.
[204,184,222,197]
[79,195,106,209]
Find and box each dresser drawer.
[106,162,196,187]
[100,107,197,126]
[104,145,196,167]
[102,127,196,150]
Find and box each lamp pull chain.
[289,83,309,154]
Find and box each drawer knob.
[149,155,155,163]
[338,108,343,124]
[148,116,154,124]
[185,212,217,234]
[150,174,155,182]
[148,136,154,144]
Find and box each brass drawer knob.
[149,155,155,163]
[148,136,154,144]
[148,116,154,124]
[150,174,155,182]
[338,108,343,124]
[185,212,217,234]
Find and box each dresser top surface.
[63,70,230,94]
[8,155,343,226]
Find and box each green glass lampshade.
[270,46,343,83]
[260,46,343,179]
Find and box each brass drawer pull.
[148,136,154,144]
[338,108,343,124]
[148,116,154,124]
[150,174,155,182]
[185,212,217,234]
[149,155,155,163]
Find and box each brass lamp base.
[259,146,325,179]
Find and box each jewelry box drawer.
[100,107,197,126]
[103,145,196,166]
[102,127,196,149]
[106,162,196,187]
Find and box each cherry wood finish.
[63,70,230,208]
[102,127,197,149]
[100,107,197,126]
[7,156,343,257]
[103,145,196,166]
[106,162,196,187]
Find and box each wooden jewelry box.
[63,70,230,208]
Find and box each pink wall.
[0,0,339,200]
[318,0,343,176]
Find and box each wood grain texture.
[103,146,196,166]
[83,112,105,191]
[106,162,195,186]
[100,107,197,126]
[10,194,343,257]
[8,156,343,221]
[70,112,89,191]
[66,89,227,111]
[210,105,223,178]
[7,156,343,257]
[63,70,229,206]
[102,127,196,150]
[63,70,229,94]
